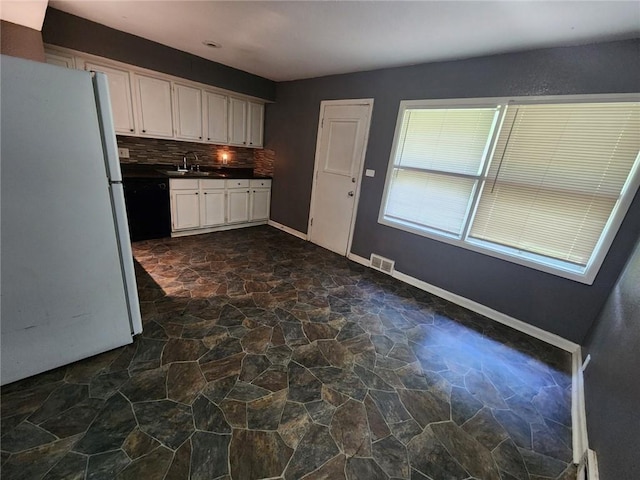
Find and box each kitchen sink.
[159,170,226,178]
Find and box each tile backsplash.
[254,148,275,177]
[116,136,273,174]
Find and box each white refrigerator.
[1,54,143,385]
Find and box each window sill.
[379,216,596,285]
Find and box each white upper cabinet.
[229,98,264,148]
[84,62,136,135]
[247,101,264,148]
[228,97,248,146]
[44,45,266,146]
[174,83,203,141]
[204,91,228,144]
[135,74,174,138]
[45,51,76,69]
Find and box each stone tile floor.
[1,226,576,479]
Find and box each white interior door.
[309,100,373,255]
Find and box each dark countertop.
[121,164,272,180]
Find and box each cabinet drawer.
[226,179,250,188]
[200,179,226,189]
[170,178,199,190]
[250,179,271,188]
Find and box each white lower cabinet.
[171,190,201,230]
[200,187,226,227]
[170,178,270,236]
[250,180,271,221]
[226,179,250,224]
[170,179,200,231]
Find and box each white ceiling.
[0,1,48,30]
[48,1,640,82]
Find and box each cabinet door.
[250,188,271,221]
[247,101,264,148]
[204,91,228,144]
[228,97,247,146]
[201,189,226,227]
[171,190,200,231]
[135,74,174,138]
[85,62,136,135]
[174,83,203,141]
[227,189,250,224]
[45,52,76,69]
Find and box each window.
[380,96,640,284]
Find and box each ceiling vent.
[370,254,395,275]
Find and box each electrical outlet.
[118,148,130,158]
[365,169,375,177]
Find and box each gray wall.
[583,239,640,479]
[265,39,640,343]
[42,8,275,101]
[1,20,45,62]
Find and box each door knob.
[348,191,355,197]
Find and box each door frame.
[307,98,374,256]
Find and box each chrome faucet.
[180,151,199,171]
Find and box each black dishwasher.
[123,178,171,241]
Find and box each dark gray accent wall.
[41,8,275,101]
[583,239,640,479]
[265,39,640,343]
[0,20,45,62]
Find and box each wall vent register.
[370,253,395,274]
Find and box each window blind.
[470,102,640,266]
[385,170,476,235]
[397,108,499,174]
[384,107,498,235]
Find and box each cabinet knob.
[207,137,210,140]
[142,129,146,133]
[204,192,207,195]
[195,192,199,195]
[130,129,134,132]
[199,136,202,139]
[247,190,250,193]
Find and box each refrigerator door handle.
[109,183,143,335]
[92,72,123,182]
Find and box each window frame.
[378,94,640,285]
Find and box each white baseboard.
[171,220,267,237]
[267,219,308,240]
[587,449,599,480]
[347,253,369,266]
[392,269,579,353]
[572,348,590,464]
